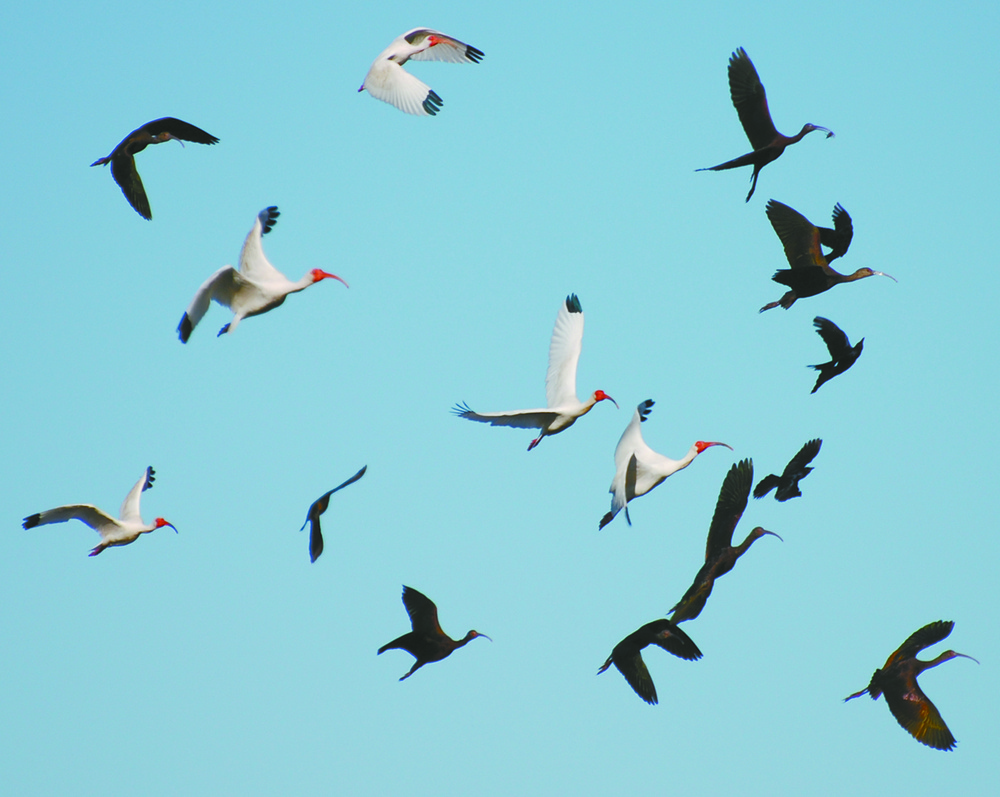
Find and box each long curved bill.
[873,271,898,282]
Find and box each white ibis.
[359,28,483,116]
[600,399,731,530]
[22,466,176,556]
[90,117,218,220]
[299,465,367,563]
[753,438,822,501]
[453,294,617,450]
[178,206,348,342]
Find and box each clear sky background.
[2,1,998,795]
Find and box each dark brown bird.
[845,621,978,751]
[90,117,219,220]
[669,459,782,623]
[697,48,833,202]
[817,203,854,264]
[810,318,863,394]
[753,438,821,501]
[378,586,491,681]
[597,619,702,705]
[760,200,895,311]
[299,465,366,563]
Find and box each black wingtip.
[22,513,40,530]
[565,294,582,313]
[452,401,473,417]
[259,206,280,235]
[598,511,613,530]
[178,314,193,343]
[637,399,654,421]
[466,45,485,63]
[423,90,443,116]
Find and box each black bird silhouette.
[845,621,978,751]
[697,48,833,202]
[760,200,895,311]
[669,460,782,623]
[810,318,863,394]
[753,439,821,501]
[90,117,219,219]
[378,586,490,681]
[598,619,702,704]
[299,466,367,562]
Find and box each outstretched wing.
[889,621,955,665]
[178,266,242,342]
[22,504,114,534]
[705,459,753,559]
[405,30,484,64]
[452,402,557,430]
[820,203,853,262]
[401,586,443,636]
[239,206,285,283]
[119,466,154,523]
[363,58,441,116]
[546,295,584,409]
[882,674,957,750]
[783,439,822,477]
[647,619,703,661]
[110,153,151,220]
[766,200,825,270]
[728,48,777,152]
[814,317,852,360]
[137,117,219,145]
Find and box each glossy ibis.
[178,206,348,342]
[453,295,617,450]
[378,586,491,680]
[22,466,176,556]
[360,29,484,116]
[810,318,863,393]
[669,459,781,623]
[753,438,821,501]
[90,117,218,219]
[299,466,367,563]
[697,48,833,202]
[600,399,731,529]
[598,619,702,705]
[760,200,895,312]
[845,621,978,751]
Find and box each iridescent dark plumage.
[299,466,366,562]
[760,200,894,311]
[845,621,978,751]
[810,318,863,394]
[378,586,490,681]
[753,439,821,501]
[669,459,781,623]
[597,619,702,705]
[90,117,219,220]
[697,48,833,202]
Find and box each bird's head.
[311,269,349,287]
[751,526,783,542]
[593,390,618,409]
[154,518,178,533]
[465,630,492,644]
[695,441,733,454]
[803,123,834,139]
[942,651,980,665]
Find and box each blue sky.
[2,1,998,794]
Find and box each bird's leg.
[217,323,231,336]
[759,299,782,313]
[399,661,425,681]
[625,506,632,526]
[89,543,107,557]
[527,435,543,451]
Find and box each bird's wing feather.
[453,403,558,430]
[110,154,151,220]
[179,266,242,341]
[891,621,955,664]
[614,651,657,705]
[239,207,285,283]
[27,504,115,533]
[883,679,957,750]
[813,317,851,359]
[649,620,703,661]
[140,117,219,145]
[406,31,484,63]
[728,48,778,151]
[119,466,153,523]
[705,459,752,559]
[784,439,822,476]
[669,568,714,624]
[546,295,584,409]
[312,466,368,507]
[819,204,853,261]
[364,59,437,116]
[401,586,443,635]
[766,200,826,270]
[752,474,780,499]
